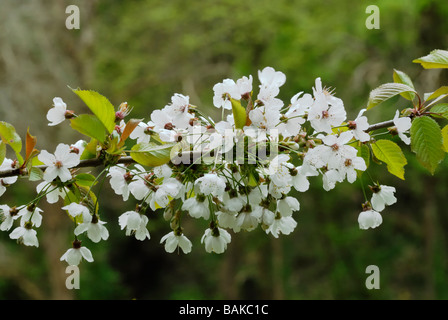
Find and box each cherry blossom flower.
[308,79,346,134]
[392,110,412,145]
[195,173,226,198]
[61,202,91,222]
[160,230,192,254]
[118,210,150,241]
[130,121,155,144]
[182,195,210,220]
[36,181,67,204]
[60,240,94,266]
[371,185,397,212]
[349,109,370,142]
[38,143,80,183]
[266,215,297,238]
[201,226,232,254]
[47,97,71,126]
[213,79,241,110]
[18,205,43,228]
[0,159,18,197]
[0,205,19,231]
[10,224,39,247]
[358,209,383,230]
[107,165,132,201]
[74,215,109,243]
[277,196,300,217]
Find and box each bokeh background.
[0,0,448,300]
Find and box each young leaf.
[367,83,417,110]
[0,141,6,167]
[70,114,108,143]
[442,125,448,153]
[0,121,22,161]
[25,128,38,163]
[118,119,142,148]
[231,98,247,129]
[357,144,370,169]
[413,49,448,69]
[72,89,116,134]
[410,116,445,174]
[81,138,100,160]
[393,69,415,101]
[74,173,97,188]
[430,103,448,119]
[424,86,448,107]
[28,167,44,182]
[371,139,407,180]
[130,142,175,167]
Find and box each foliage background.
[0,0,447,299]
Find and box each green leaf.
[70,114,108,143]
[130,142,175,167]
[81,138,99,160]
[371,139,407,180]
[393,69,415,101]
[231,98,247,129]
[74,173,97,187]
[63,186,99,224]
[367,83,417,110]
[28,167,44,182]
[424,86,448,106]
[430,103,448,119]
[442,125,448,153]
[72,89,116,133]
[357,144,370,169]
[0,141,6,167]
[413,49,448,69]
[0,121,22,162]
[410,116,445,174]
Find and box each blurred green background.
[0,0,448,300]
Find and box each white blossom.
[61,202,91,222]
[19,206,43,228]
[277,196,300,217]
[0,159,18,197]
[213,79,241,110]
[201,227,232,254]
[38,143,80,183]
[266,215,297,238]
[118,210,150,241]
[195,173,226,198]
[74,216,109,243]
[60,242,94,266]
[107,165,132,201]
[371,185,397,212]
[182,196,210,220]
[47,97,68,126]
[36,182,66,204]
[10,226,39,247]
[160,231,192,254]
[0,205,19,231]
[358,209,383,230]
[393,110,412,145]
[350,109,370,142]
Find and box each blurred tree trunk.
[0,0,98,299]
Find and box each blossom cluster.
[0,67,412,266]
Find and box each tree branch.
[365,119,396,133]
[0,156,136,179]
[0,118,401,179]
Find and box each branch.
[365,119,396,133]
[0,118,402,179]
[0,156,136,179]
